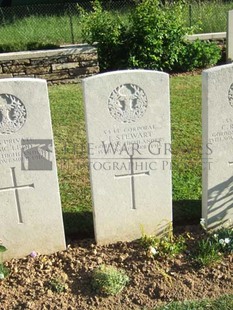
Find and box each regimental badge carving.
[0,94,27,135]
[108,84,148,123]
[228,83,233,108]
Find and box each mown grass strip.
[155,293,233,310]
[0,1,233,52]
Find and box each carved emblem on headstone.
[0,94,27,134]
[228,83,233,107]
[108,84,148,123]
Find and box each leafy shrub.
[80,0,221,72]
[79,0,129,71]
[92,265,129,296]
[174,39,221,72]
[127,0,188,71]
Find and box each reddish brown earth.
[0,225,232,310]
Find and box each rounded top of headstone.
[0,94,27,135]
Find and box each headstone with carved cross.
[83,70,172,244]
[202,64,233,230]
[0,78,66,260]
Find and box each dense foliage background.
[81,0,221,72]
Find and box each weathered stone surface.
[3,65,25,74]
[202,63,233,230]
[36,72,70,81]
[52,62,79,71]
[79,60,99,68]
[68,53,98,62]
[13,74,35,78]
[0,78,66,260]
[0,45,99,84]
[51,56,69,64]
[86,66,99,75]
[69,67,88,76]
[25,66,51,75]
[69,66,99,77]
[12,59,31,65]
[0,73,13,79]
[83,70,172,244]
[30,58,51,66]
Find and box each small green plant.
[211,227,233,254]
[49,273,68,293]
[140,229,186,258]
[195,223,232,267]
[159,235,187,257]
[140,232,158,250]
[92,264,129,296]
[0,245,9,280]
[194,238,221,267]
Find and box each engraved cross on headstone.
[0,167,34,224]
[115,155,150,210]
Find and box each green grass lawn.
[0,14,82,51]
[182,0,233,33]
[0,1,233,52]
[48,74,202,236]
[155,293,233,310]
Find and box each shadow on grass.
[63,200,201,240]
[63,210,94,240]
[173,200,201,226]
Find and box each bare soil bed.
[0,225,232,310]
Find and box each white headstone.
[202,64,233,230]
[227,10,233,63]
[83,70,172,244]
[0,78,66,260]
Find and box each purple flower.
[30,251,37,258]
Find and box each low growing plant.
[211,227,233,254]
[92,264,129,296]
[194,222,233,267]
[140,230,186,258]
[194,238,221,267]
[159,235,187,256]
[0,245,9,280]
[49,273,68,293]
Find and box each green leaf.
[0,245,7,253]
